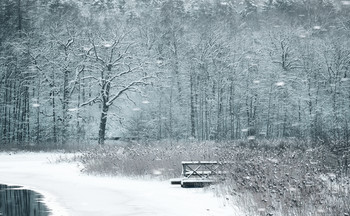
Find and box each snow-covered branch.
[80,95,101,107]
[109,65,141,83]
[106,76,153,106]
[89,37,105,65]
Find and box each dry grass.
[79,141,220,178]
[78,139,350,215]
[216,140,350,216]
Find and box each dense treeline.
[0,0,350,147]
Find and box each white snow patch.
[83,47,91,51]
[152,169,162,175]
[247,136,255,140]
[68,108,79,112]
[32,103,40,107]
[341,1,350,5]
[317,209,325,213]
[267,158,278,164]
[103,43,113,48]
[275,81,285,87]
[289,187,297,192]
[0,152,242,216]
[258,208,266,212]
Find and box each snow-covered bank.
[0,152,242,216]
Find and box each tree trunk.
[266,83,273,138]
[169,81,173,142]
[157,94,162,140]
[35,77,40,144]
[98,76,111,145]
[98,103,109,145]
[229,80,235,140]
[190,72,196,138]
[216,82,223,140]
[52,70,58,144]
[62,69,69,146]
[17,0,22,32]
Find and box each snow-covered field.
[0,152,242,216]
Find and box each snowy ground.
[0,152,243,216]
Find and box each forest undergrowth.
[79,139,349,216]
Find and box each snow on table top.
[0,152,242,216]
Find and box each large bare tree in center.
[81,26,152,145]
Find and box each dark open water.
[0,184,50,216]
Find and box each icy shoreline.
[0,152,242,216]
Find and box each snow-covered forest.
[1,1,350,215]
[1,0,350,147]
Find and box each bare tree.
[81,28,152,145]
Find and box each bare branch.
[66,38,74,49]
[111,42,135,66]
[69,65,85,97]
[108,40,118,63]
[109,65,141,83]
[80,75,99,81]
[89,36,105,65]
[80,95,101,107]
[106,76,153,106]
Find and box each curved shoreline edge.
[0,181,69,216]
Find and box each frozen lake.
[0,183,50,216]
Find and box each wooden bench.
[170,161,228,188]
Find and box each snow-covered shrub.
[79,141,220,178]
[79,139,349,215]
[217,141,349,216]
